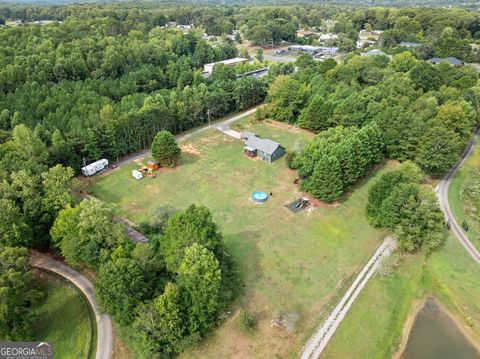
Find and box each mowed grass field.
[88,119,390,358]
[448,143,480,251]
[32,272,93,359]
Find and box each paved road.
[112,106,258,168]
[300,236,397,359]
[436,128,480,265]
[30,251,113,359]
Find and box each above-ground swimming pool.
[252,191,269,203]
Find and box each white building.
[203,57,249,73]
[319,33,338,42]
[81,159,109,176]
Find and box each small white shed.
[132,170,143,180]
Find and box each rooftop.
[244,134,282,155]
[399,41,422,47]
[428,57,462,66]
[205,57,248,67]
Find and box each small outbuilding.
[241,132,285,163]
[146,160,160,171]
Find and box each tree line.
[0,16,269,172]
[265,52,479,202]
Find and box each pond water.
[401,298,480,359]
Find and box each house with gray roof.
[399,41,422,48]
[428,57,462,66]
[241,132,285,163]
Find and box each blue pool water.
[252,191,269,203]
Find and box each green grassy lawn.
[88,120,390,358]
[322,235,480,359]
[448,143,480,250]
[32,273,93,359]
[231,116,314,150]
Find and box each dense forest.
[265,52,478,201]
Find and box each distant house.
[399,41,422,48]
[319,33,338,42]
[315,47,339,58]
[428,57,463,66]
[202,34,217,42]
[356,39,377,49]
[242,132,285,163]
[361,49,387,57]
[289,45,322,55]
[203,57,249,74]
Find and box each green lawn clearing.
[32,272,94,359]
[88,120,391,358]
[448,142,480,251]
[231,115,314,150]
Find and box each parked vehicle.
[81,159,109,176]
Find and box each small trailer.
[132,169,143,180]
[81,159,109,176]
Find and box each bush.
[237,309,255,332]
[285,151,298,169]
[255,106,266,121]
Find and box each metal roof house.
[203,57,249,73]
[241,132,285,163]
[428,57,463,66]
[399,41,422,48]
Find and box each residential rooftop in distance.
[203,57,249,73]
[428,57,463,66]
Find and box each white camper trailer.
[81,159,109,176]
[132,169,143,180]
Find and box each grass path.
[448,141,480,251]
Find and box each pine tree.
[298,95,333,133]
[151,130,181,167]
[306,156,343,202]
[335,139,361,186]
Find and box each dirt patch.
[246,154,262,161]
[271,312,300,333]
[181,144,201,156]
[133,157,145,165]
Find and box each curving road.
[30,251,113,359]
[436,128,480,265]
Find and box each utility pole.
[207,108,211,127]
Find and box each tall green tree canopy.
[151,130,181,167]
